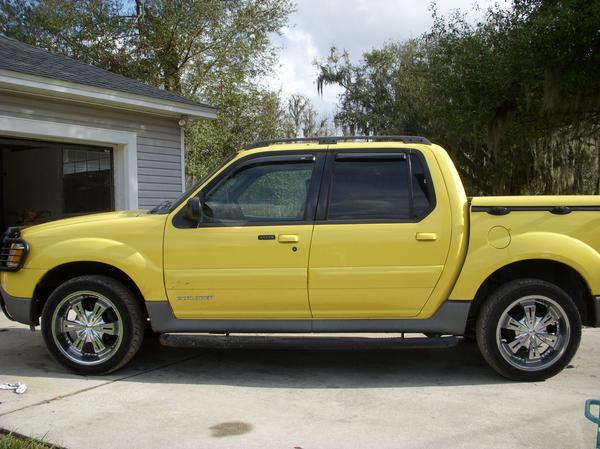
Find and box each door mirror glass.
[185,196,201,223]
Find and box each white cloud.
[268,0,503,117]
[269,26,343,117]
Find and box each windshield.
[149,153,237,214]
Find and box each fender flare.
[28,237,165,301]
[449,232,600,300]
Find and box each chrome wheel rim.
[496,295,570,372]
[51,291,124,366]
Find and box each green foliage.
[317,0,600,195]
[0,0,128,72]
[0,0,293,95]
[186,91,333,185]
[185,83,286,183]
[0,433,53,449]
[317,42,428,137]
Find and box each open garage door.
[0,137,114,230]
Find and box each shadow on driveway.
[0,326,509,389]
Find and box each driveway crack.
[0,354,201,418]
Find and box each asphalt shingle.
[0,35,213,110]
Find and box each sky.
[268,0,500,117]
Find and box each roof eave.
[0,69,217,120]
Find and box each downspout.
[178,116,189,192]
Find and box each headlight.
[1,227,28,272]
[7,243,26,269]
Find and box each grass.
[0,432,54,449]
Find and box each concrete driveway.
[0,313,598,449]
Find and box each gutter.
[0,69,217,120]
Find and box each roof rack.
[243,135,432,150]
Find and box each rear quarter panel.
[449,196,600,300]
[417,144,469,316]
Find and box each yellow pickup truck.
[1,136,599,380]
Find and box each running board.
[160,334,459,350]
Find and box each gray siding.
[0,91,183,209]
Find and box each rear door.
[308,148,452,318]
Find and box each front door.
[308,149,452,318]
[164,152,324,319]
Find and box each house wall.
[0,91,184,209]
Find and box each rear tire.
[476,278,581,381]
[41,275,145,375]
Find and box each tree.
[284,94,309,137]
[316,0,600,195]
[301,106,331,138]
[279,94,334,138]
[317,42,429,137]
[1,0,293,96]
[185,83,287,183]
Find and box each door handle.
[278,234,299,243]
[415,232,437,241]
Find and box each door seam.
[306,147,330,325]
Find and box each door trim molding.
[146,300,470,335]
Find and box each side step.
[160,334,459,350]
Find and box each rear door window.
[410,154,435,217]
[325,152,434,221]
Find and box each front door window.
[203,160,315,224]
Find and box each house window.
[62,148,113,214]
[63,149,111,174]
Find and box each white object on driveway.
[0,382,27,394]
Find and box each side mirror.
[185,196,201,223]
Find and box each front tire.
[41,275,145,375]
[476,279,581,381]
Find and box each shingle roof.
[0,35,214,110]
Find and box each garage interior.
[0,137,114,230]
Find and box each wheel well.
[466,259,594,332]
[32,262,147,325]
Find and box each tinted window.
[411,154,434,216]
[203,161,314,223]
[327,157,410,220]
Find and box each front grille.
[0,227,29,272]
